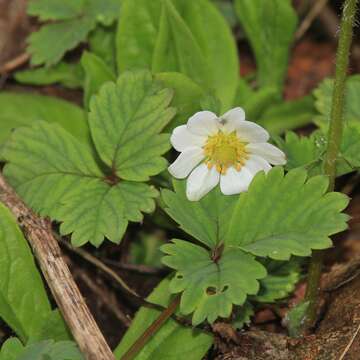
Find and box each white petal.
[170,125,206,152]
[220,167,253,195]
[244,154,271,175]
[221,107,246,132]
[187,111,220,136]
[168,147,205,179]
[246,142,286,165]
[186,164,220,201]
[236,121,269,143]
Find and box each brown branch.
[0,52,30,74]
[0,173,115,360]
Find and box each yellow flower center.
[203,131,248,174]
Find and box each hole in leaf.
[176,274,183,280]
[206,286,218,295]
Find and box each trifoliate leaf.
[27,0,121,66]
[14,61,84,89]
[254,258,302,302]
[4,70,173,247]
[162,181,237,249]
[314,75,360,125]
[114,278,213,359]
[89,70,175,181]
[225,167,350,260]
[162,240,266,325]
[232,302,254,330]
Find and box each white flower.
[168,107,286,201]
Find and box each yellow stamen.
[203,131,248,174]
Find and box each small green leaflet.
[162,182,237,249]
[162,240,266,325]
[0,338,84,360]
[4,70,175,247]
[114,278,213,359]
[254,258,302,302]
[27,0,121,66]
[225,167,349,259]
[234,0,297,91]
[161,169,349,324]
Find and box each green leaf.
[0,204,53,341]
[4,70,172,247]
[314,75,360,125]
[89,25,117,70]
[27,0,121,66]
[276,131,324,172]
[240,87,280,121]
[14,62,84,89]
[152,0,210,90]
[162,240,266,325]
[258,96,316,134]
[81,51,116,108]
[255,258,301,302]
[3,122,133,247]
[232,302,254,329]
[225,167,350,260]
[1,339,84,360]
[0,338,24,360]
[114,278,213,359]
[277,128,360,176]
[116,0,162,71]
[284,301,309,337]
[162,181,237,249]
[117,0,239,111]
[155,72,204,131]
[89,70,175,181]
[28,0,85,21]
[0,92,89,155]
[235,0,297,90]
[27,17,96,67]
[200,94,222,115]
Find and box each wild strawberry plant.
[0,0,358,359]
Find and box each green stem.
[304,0,358,332]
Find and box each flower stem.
[304,0,358,332]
